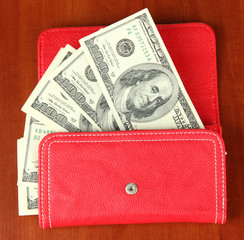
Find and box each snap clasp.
[126,183,138,195]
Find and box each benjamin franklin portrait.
[81,64,179,131]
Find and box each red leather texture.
[38,24,227,228]
[38,23,221,132]
[39,129,226,228]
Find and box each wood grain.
[0,0,243,239]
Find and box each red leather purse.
[38,23,227,228]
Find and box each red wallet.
[38,23,227,228]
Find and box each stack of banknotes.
[17,9,204,216]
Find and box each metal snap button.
[126,183,137,195]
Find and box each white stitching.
[214,140,218,223]
[47,143,53,228]
[48,138,214,143]
[47,138,216,226]
[40,131,219,138]
[41,141,44,228]
[221,145,225,224]
[40,131,225,227]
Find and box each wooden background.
[0,0,243,239]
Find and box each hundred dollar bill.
[80,9,204,130]
[26,186,38,211]
[19,47,72,185]
[17,138,38,215]
[20,116,62,184]
[22,45,100,132]
[17,47,73,215]
[18,185,38,216]
[47,47,119,131]
[17,138,25,186]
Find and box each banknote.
[80,9,204,130]
[21,45,99,132]
[48,47,119,131]
[18,185,38,216]
[19,47,71,185]
[17,138,25,186]
[26,186,38,211]
[18,48,73,215]
[17,138,38,215]
[20,116,62,184]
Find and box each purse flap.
[39,129,226,228]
